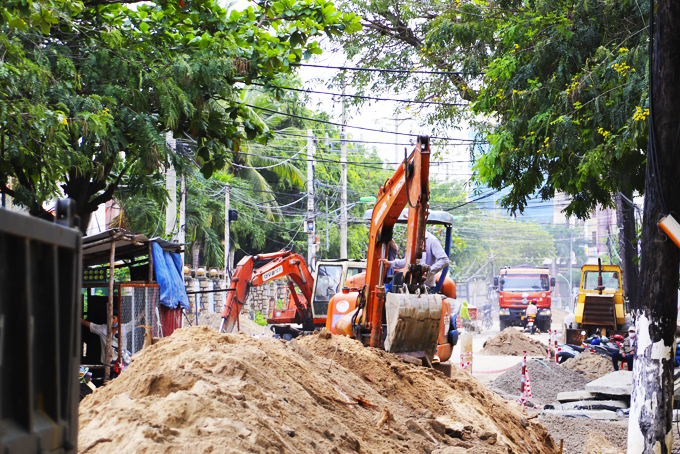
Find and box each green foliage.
[333,0,648,219]
[253,311,268,326]
[0,0,360,230]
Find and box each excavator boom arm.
[362,136,431,348]
[220,251,314,333]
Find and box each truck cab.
[494,266,555,332]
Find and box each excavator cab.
[326,208,458,362]
[308,260,366,320]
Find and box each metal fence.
[118,284,161,356]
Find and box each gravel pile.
[490,359,591,404]
[537,415,627,454]
[562,350,614,380]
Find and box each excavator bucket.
[384,292,443,358]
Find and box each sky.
[227,0,570,224]
[230,0,474,179]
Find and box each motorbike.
[79,366,96,401]
[522,314,538,334]
[482,305,493,330]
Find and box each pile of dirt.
[479,328,549,357]
[80,327,559,454]
[490,359,591,405]
[537,415,627,454]
[584,431,625,454]
[561,351,614,380]
[197,311,273,337]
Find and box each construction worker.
[612,327,636,370]
[81,309,144,366]
[379,231,450,287]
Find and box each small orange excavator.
[325,136,458,365]
[219,250,366,337]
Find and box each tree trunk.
[192,237,202,270]
[628,1,680,452]
[616,188,639,312]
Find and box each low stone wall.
[184,274,290,317]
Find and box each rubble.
[537,415,627,454]
[585,371,633,395]
[79,327,559,454]
[561,350,614,380]
[479,327,549,356]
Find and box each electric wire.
[245,104,482,143]
[251,82,468,107]
[290,63,471,76]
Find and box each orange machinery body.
[324,136,457,363]
[219,250,314,333]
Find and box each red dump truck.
[494,265,555,332]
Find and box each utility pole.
[325,196,329,250]
[179,174,186,265]
[629,2,680,452]
[390,117,412,168]
[307,130,315,271]
[567,224,576,312]
[224,184,230,282]
[165,133,177,238]
[340,76,348,259]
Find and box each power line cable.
[290,63,472,76]
[245,104,482,143]
[232,145,306,170]
[251,83,468,107]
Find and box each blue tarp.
[152,242,190,309]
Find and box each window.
[346,268,365,280]
[582,271,620,291]
[314,265,343,303]
[500,274,550,292]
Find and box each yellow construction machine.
[566,259,626,342]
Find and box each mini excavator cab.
[325,136,458,364]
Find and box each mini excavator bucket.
[384,292,443,358]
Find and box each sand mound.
[195,311,273,337]
[79,327,559,454]
[561,351,614,380]
[584,431,625,454]
[479,328,549,356]
[490,360,591,405]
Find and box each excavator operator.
[379,230,450,288]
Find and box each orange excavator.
[325,136,458,365]
[219,250,366,337]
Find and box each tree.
[333,0,646,319]
[628,1,680,452]
[0,0,360,232]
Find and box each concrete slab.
[541,409,621,420]
[585,370,633,396]
[556,390,595,403]
[558,400,628,410]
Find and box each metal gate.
[0,201,82,454]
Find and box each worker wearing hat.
[81,309,144,366]
[612,326,636,371]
